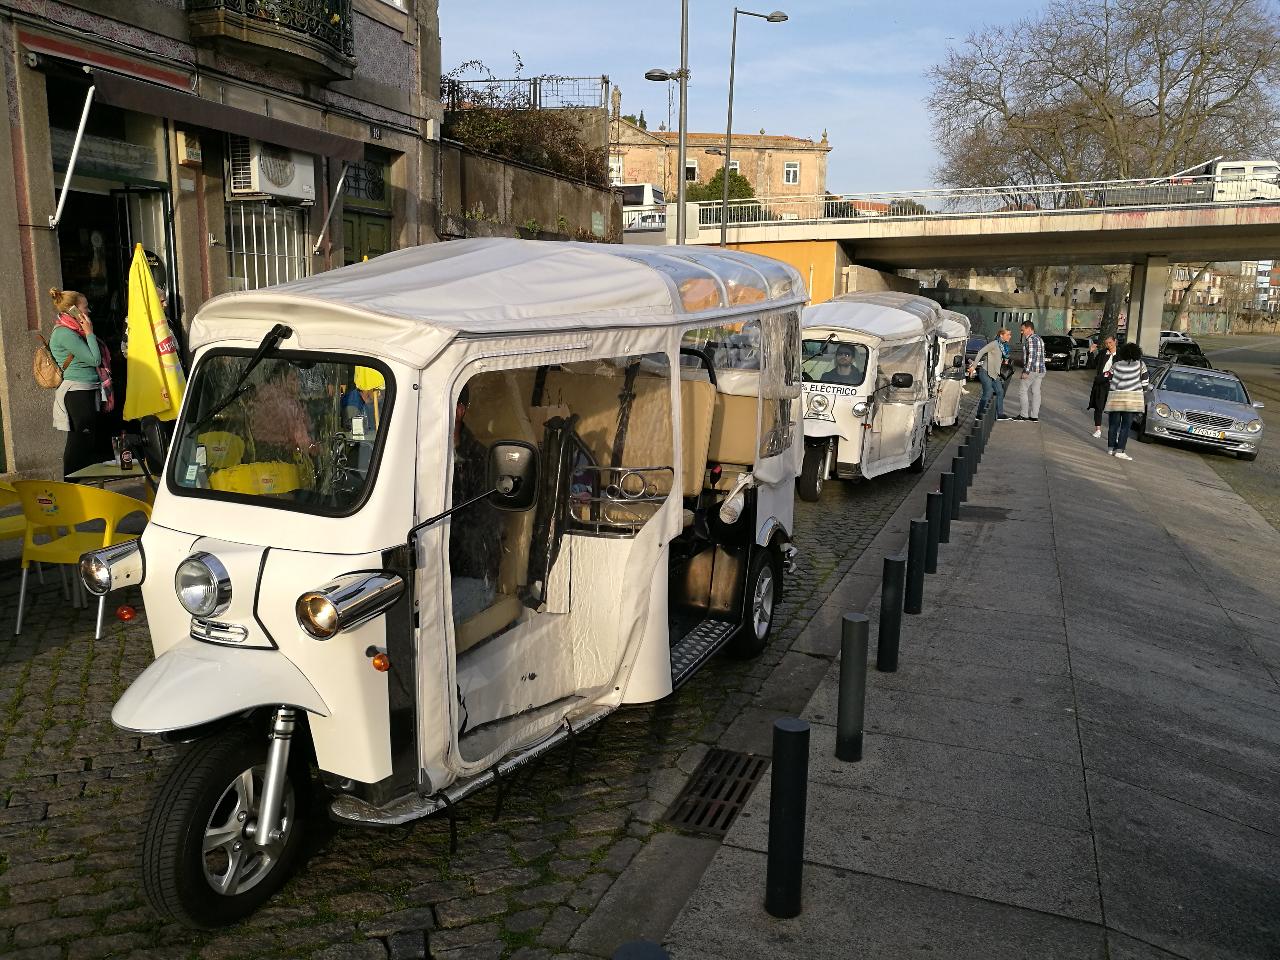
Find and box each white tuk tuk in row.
[797,292,944,502]
[81,238,807,927]
[931,310,971,428]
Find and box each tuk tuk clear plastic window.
[875,341,928,402]
[680,320,762,371]
[759,311,801,459]
[168,351,393,516]
[450,353,674,632]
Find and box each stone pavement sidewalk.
[666,374,1280,959]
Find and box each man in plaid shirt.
[1015,320,1046,421]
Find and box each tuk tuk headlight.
[80,540,144,597]
[852,400,869,417]
[174,552,231,618]
[296,571,405,640]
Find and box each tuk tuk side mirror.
[890,372,914,389]
[488,441,538,511]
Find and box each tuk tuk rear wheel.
[798,446,826,502]
[141,726,309,928]
[729,549,779,659]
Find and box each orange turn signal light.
[116,605,137,622]
[371,652,390,672]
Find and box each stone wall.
[439,141,621,243]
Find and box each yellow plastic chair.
[209,460,301,497]
[0,480,23,545]
[196,431,246,471]
[12,481,152,640]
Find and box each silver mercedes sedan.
[1136,365,1265,461]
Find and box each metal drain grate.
[662,749,769,837]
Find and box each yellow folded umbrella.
[123,244,187,422]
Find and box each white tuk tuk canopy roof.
[938,310,971,343]
[189,238,807,368]
[801,291,945,347]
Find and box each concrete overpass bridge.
[667,175,1280,353]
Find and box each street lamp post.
[721,9,787,247]
[646,0,691,244]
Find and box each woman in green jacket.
[49,287,109,478]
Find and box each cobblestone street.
[0,407,969,960]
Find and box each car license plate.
[1187,427,1224,439]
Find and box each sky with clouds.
[438,0,1034,193]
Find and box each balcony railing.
[443,76,609,112]
[188,0,356,82]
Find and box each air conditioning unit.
[227,135,315,202]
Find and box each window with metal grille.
[225,201,310,291]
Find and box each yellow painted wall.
[727,240,839,303]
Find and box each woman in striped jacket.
[1102,342,1149,460]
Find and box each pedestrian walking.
[1087,336,1118,438]
[967,328,1012,420]
[1103,342,1149,460]
[49,287,115,478]
[1014,320,1046,421]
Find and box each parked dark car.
[1041,335,1079,370]
[1158,339,1205,361]
[964,335,987,380]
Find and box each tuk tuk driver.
[821,342,863,385]
[450,384,504,624]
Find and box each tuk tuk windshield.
[802,338,869,386]
[167,351,393,515]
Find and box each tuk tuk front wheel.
[141,726,309,928]
[798,445,827,502]
[908,440,927,473]
[730,549,779,659]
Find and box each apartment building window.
[226,201,310,291]
[685,159,698,181]
[783,161,799,185]
[608,155,624,184]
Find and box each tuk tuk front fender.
[112,639,330,735]
[802,421,848,442]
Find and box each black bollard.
[939,473,955,543]
[950,455,965,518]
[925,491,943,574]
[877,555,905,672]
[765,718,810,919]
[956,446,970,501]
[835,614,869,762]
[904,518,928,614]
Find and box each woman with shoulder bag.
[48,288,115,478]
[1087,336,1117,438]
[1103,342,1148,461]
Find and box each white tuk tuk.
[796,292,943,502]
[931,310,971,428]
[80,238,806,927]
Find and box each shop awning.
[89,69,364,163]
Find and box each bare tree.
[1172,262,1216,330]
[930,0,1280,188]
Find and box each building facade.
[609,114,830,200]
[0,0,443,476]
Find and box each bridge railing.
[692,174,1280,228]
